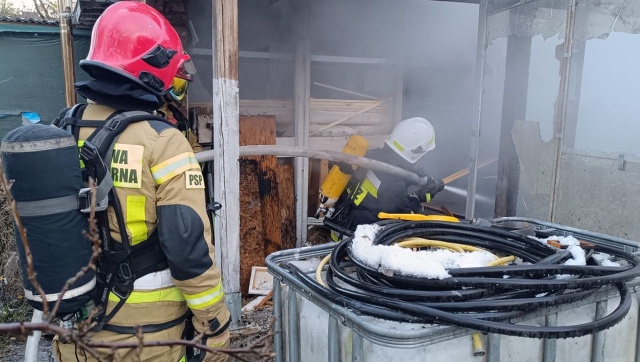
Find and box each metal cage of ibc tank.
[266,218,640,362]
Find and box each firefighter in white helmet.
[327,117,445,240]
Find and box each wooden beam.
[58,0,76,107]
[276,162,296,250]
[211,0,241,323]
[309,98,392,136]
[238,160,265,295]
[239,116,282,257]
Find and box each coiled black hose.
[286,221,640,338]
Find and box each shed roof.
[0,15,93,34]
[0,15,58,26]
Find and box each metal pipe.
[287,289,300,362]
[488,0,538,16]
[328,316,340,362]
[465,0,489,220]
[294,17,311,247]
[487,333,501,362]
[591,300,608,362]
[273,278,284,362]
[549,0,577,222]
[196,145,429,186]
[352,332,364,361]
[24,309,43,362]
[57,0,76,107]
[543,313,558,362]
[634,299,640,362]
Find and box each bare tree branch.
[135,325,143,362]
[0,160,49,314]
[31,0,45,20]
[37,0,50,19]
[0,0,19,16]
[75,339,106,362]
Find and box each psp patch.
[185,170,205,189]
[111,143,144,188]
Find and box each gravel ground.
[4,336,54,362]
[4,306,275,362]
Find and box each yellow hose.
[397,239,465,253]
[315,253,332,287]
[488,255,516,267]
[397,238,499,258]
[378,212,460,223]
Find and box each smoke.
[187,0,502,217]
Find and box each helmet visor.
[176,57,196,81]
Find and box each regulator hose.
[286,221,640,338]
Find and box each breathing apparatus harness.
[54,104,180,333]
[323,166,368,240]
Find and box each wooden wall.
[238,115,296,294]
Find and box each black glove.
[414,177,445,202]
[189,317,231,362]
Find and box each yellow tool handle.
[377,212,460,223]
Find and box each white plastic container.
[277,259,640,362]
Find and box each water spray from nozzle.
[443,185,493,204]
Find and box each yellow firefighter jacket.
[54,103,229,362]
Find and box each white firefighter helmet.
[385,117,436,163]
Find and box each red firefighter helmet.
[80,1,194,96]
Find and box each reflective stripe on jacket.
[78,103,229,334]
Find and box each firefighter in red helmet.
[52,2,230,361]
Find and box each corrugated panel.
[0,16,93,33]
[0,15,58,26]
[0,34,91,135]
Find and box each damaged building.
[3,1,640,359]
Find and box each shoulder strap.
[85,111,173,159]
[53,104,90,142]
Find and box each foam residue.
[537,235,586,266]
[593,252,621,267]
[350,224,496,280]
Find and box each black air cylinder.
[1,124,94,316]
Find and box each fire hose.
[284,220,640,339]
[196,145,430,186]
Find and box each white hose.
[196,145,428,186]
[24,309,42,362]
